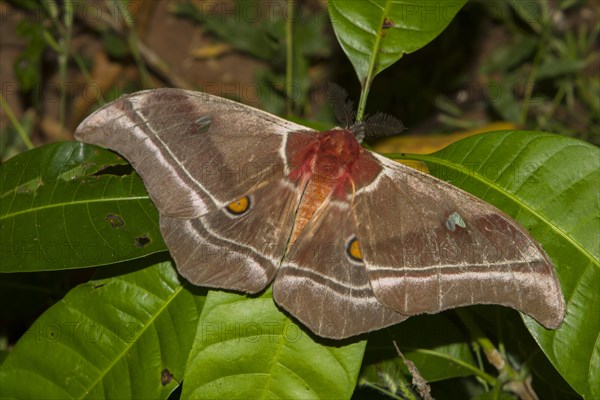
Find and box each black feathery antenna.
[360,112,406,138]
[327,82,356,129]
[327,82,406,143]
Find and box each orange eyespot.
[226,196,250,215]
[347,236,363,263]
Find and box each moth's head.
[314,129,361,178]
[320,129,360,155]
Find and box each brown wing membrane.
[75,88,310,218]
[274,199,407,339]
[354,153,566,329]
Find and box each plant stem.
[57,0,74,138]
[285,0,295,116]
[356,83,371,123]
[519,0,550,125]
[411,348,497,386]
[110,0,152,88]
[0,94,34,149]
[356,3,393,122]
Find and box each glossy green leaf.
[182,289,366,399]
[328,0,466,84]
[0,261,205,399]
[0,142,166,272]
[407,131,599,399]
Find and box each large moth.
[75,88,565,339]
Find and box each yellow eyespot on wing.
[226,196,250,215]
[347,236,363,263]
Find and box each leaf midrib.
[78,279,183,399]
[0,196,149,221]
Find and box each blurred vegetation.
[1,0,598,163]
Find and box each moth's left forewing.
[353,152,566,329]
[75,88,314,294]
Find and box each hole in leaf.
[135,235,151,248]
[382,17,394,29]
[166,381,182,400]
[161,369,174,386]
[105,213,125,228]
[93,164,133,177]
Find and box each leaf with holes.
[328,0,467,84]
[182,289,366,399]
[405,131,599,399]
[0,142,166,272]
[0,262,205,399]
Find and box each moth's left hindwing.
[75,89,311,292]
[274,198,407,339]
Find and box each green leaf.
[328,0,467,84]
[0,142,166,272]
[182,289,366,399]
[408,131,599,399]
[506,0,543,31]
[0,261,205,399]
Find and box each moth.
[75,88,565,339]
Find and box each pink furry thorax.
[285,129,381,247]
[287,129,363,199]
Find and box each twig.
[285,0,295,116]
[393,341,433,400]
